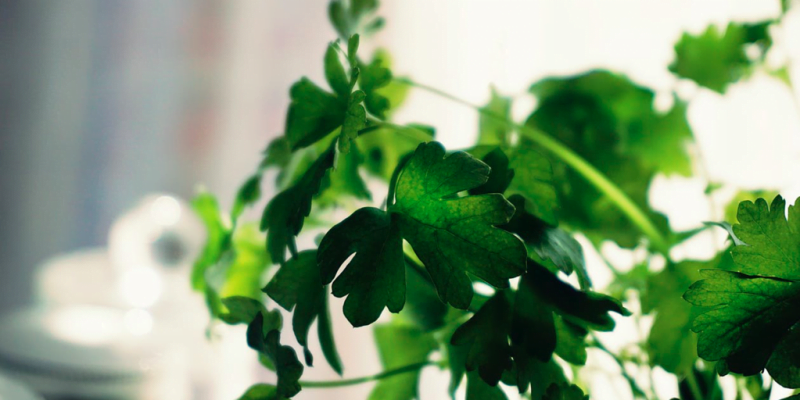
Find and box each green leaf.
[553,317,589,365]
[232,174,263,222]
[324,44,351,97]
[526,70,689,247]
[220,296,268,326]
[328,0,382,39]
[317,294,343,375]
[285,78,346,150]
[261,137,292,170]
[399,260,449,331]
[318,207,405,327]
[505,356,567,399]
[359,52,393,119]
[450,292,513,386]
[642,260,704,375]
[505,143,558,225]
[359,124,433,180]
[247,312,304,397]
[390,142,527,309]
[347,34,360,65]
[261,146,334,264]
[468,143,558,225]
[318,142,526,324]
[191,191,230,292]
[368,323,437,400]
[238,384,283,400]
[510,261,629,382]
[542,383,589,400]
[316,141,372,206]
[370,50,410,118]
[503,195,586,287]
[339,90,367,154]
[684,195,800,388]
[478,88,512,147]
[670,22,772,93]
[264,250,343,374]
[469,147,515,196]
[466,370,508,400]
[220,224,272,300]
[722,189,780,231]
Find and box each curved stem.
[394,77,669,253]
[299,361,434,388]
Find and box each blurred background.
[1,1,799,399]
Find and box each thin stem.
[685,372,704,400]
[590,335,649,399]
[394,77,670,253]
[378,120,434,143]
[299,361,434,388]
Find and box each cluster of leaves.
[189,1,800,399]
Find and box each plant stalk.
[394,77,669,253]
[685,372,704,400]
[299,361,434,388]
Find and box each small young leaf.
[220,296,268,326]
[285,78,346,150]
[338,91,367,153]
[670,22,772,93]
[347,34,360,65]
[231,174,263,222]
[247,312,304,397]
[324,44,351,97]
[261,147,334,263]
[477,88,512,147]
[359,54,393,119]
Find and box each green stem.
[394,77,669,253]
[299,361,434,388]
[685,372,704,400]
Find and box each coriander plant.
[191,1,800,399]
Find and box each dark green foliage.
[390,142,527,309]
[190,1,799,398]
[525,70,692,247]
[318,207,405,327]
[451,292,514,386]
[263,251,343,374]
[238,384,283,400]
[319,141,527,325]
[670,22,772,93]
[247,312,304,397]
[542,384,589,400]
[685,196,800,388]
[261,147,334,264]
[450,262,628,393]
